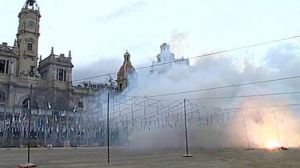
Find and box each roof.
[39,53,73,69]
[118,62,135,79]
[0,43,17,58]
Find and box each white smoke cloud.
[117,41,300,149]
[73,58,122,83]
[79,41,300,149]
[96,1,147,23]
[169,31,189,58]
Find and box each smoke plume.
[116,41,300,149]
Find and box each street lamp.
[182,99,194,158]
[18,85,37,167]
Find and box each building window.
[17,40,20,48]
[29,66,35,77]
[64,70,66,81]
[22,98,30,109]
[0,92,5,102]
[0,60,10,74]
[27,43,33,51]
[56,69,67,82]
[5,60,9,74]
[58,69,64,81]
[0,60,5,73]
[41,70,47,80]
[78,101,84,108]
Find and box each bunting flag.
[62,111,66,117]
[23,114,26,121]
[48,102,51,109]
[27,99,30,109]
[0,98,248,148]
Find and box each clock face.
[27,20,36,30]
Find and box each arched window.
[22,98,30,109]
[0,92,5,102]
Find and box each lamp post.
[182,99,193,157]
[44,109,47,147]
[107,92,110,163]
[65,110,70,147]
[2,102,6,147]
[18,84,37,168]
[27,99,32,164]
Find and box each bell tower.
[117,51,136,91]
[16,0,41,77]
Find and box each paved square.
[0,147,299,168]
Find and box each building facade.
[0,0,101,147]
[0,1,94,113]
[150,43,189,74]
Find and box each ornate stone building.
[150,43,189,74]
[0,0,137,147]
[0,1,94,116]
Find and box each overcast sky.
[1,0,300,74]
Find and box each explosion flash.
[265,140,280,150]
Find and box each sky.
[1,0,300,80]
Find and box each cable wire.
[72,34,300,82]
[128,75,300,98]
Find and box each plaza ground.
[0,147,299,168]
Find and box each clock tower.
[16,0,41,77]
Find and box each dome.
[117,51,136,91]
[118,62,135,78]
[118,51,135,79]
